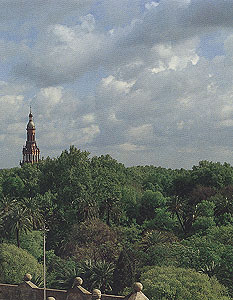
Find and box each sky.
[0,0,233,169]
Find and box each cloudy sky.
[0,0,233,169]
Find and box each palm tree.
[5,204,33,247]
[50,260,80,289]
[100,197,122,226]
[168,196,186,234]
[78,259,115,293]
[21,197,44,229]
[0,196,16,215]
[78,196,99,222]
[0,196,17,240]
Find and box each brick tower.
[20,109,40,166]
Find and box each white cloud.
[82,113,96,124]
[40,87,63,104]
[119,143,145,151]
[80,14,96,32]
[14,17,109,86]
[145,2,159,10]
[102,76,135,94]
[79,125,100,144]
[219,120,233,128]
[127,124,154,142]
[7,122,25,134]
[91,0,142,27]
[8,0,233,89]
[224,34,233,56]
[177,121,185,130]
[1,0,233,169]
[0,134,5,142]
[0,0,94,30]
[0,94,24,122]
[118,0,233,50]
[150,64,166,74]
[221,105,233,119]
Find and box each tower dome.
[27,119,35,129]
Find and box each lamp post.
[43,225,49,300]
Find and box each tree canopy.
[0,243,43,284]
[141,266,231,300]
[0,146,232,298]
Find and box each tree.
[37,147,93,251]
[0,196,17,240]
[141,266,231,300]
[91,155,126,225]
[154,226,233,296]
[45,251,78,289]
[18,163,42,198]
[211,187,233,226]
[78,259,115,293]
[33,191,58,222]
[192,200,216,234]
[2,204,33,248]
[143,207,176,231]
[179,236,224,277]
[100,196,122,226]
[120,186,141,223]
[20,230,44,260]
[168,196,186,234]
[205,225,233,296]
[206,225,233,245]
[137,190,175,231]
[0,243,43,284]
[137,230,179,267]
[142,166,175,196]
[2,175,25,198]
[191,161,233,189]
[112,248,137,294]
[60,219,120,262]
[170,185,216,235]
[138,190,168,223]
[21,197,44,229]
[175,230,233,296]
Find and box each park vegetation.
[0,146,232,299]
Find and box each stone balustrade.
[0,275,149,300]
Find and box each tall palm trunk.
[175,211,186,234]
[16,228,20,248]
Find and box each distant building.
[20,109,40,166]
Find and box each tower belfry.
[20,109,40,165]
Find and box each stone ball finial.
[92,289,101,299]
[47,297,55,300]
[24,273,32,281]
[73,277,83,286]
[134,282,143,292]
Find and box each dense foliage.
[141,266,231,300]
[0,146,232,299]
[0,243,43,284]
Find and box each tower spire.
[20,109,40,166]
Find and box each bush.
[0,243,43,284]
[141,266,231,300]
[20,231,43,260]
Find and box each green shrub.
[141,266,231,300]
[0,243,43,284]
